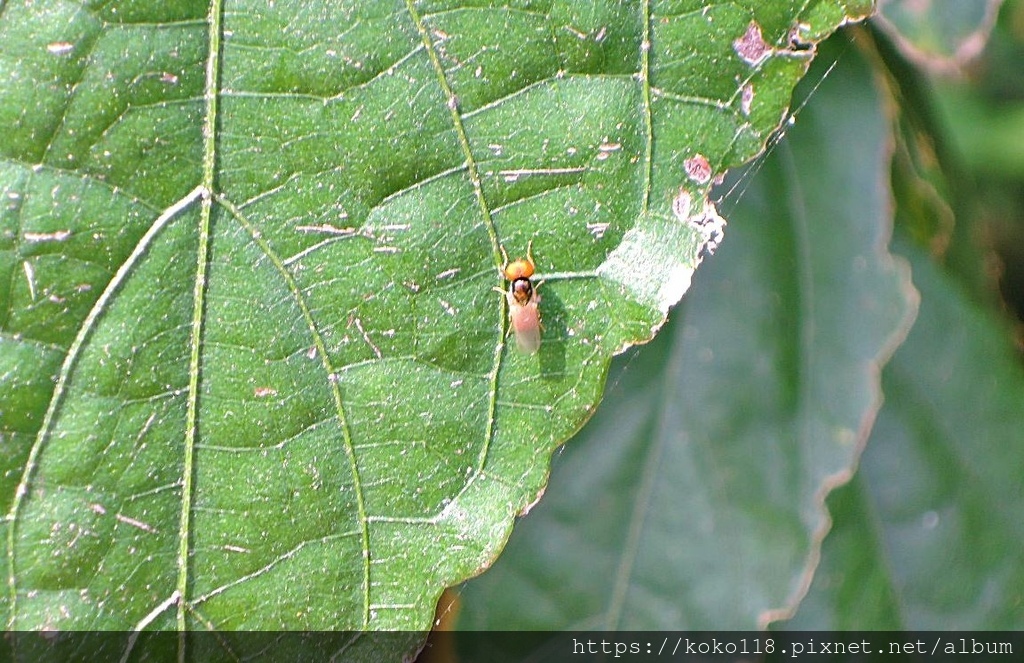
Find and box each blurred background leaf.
[876,0,1002,71]
[785,233,1024,629]
[785,0,1024,630]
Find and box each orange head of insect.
[500,240,536,282]
[499,241,539,305]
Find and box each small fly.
[494,240,542,354]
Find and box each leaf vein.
[215,194,373,627]
[4,185,204,629]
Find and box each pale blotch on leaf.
[733,21,772,66]
[684,154,713,185]
[741,83,755,116]
[46,41,74,55]
[672,189,692,221]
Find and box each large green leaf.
[1,0,871,647]
[455,32,917,632]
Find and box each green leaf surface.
[785,233,1024,629]
[1,0,871,645]
[455,33,917,632]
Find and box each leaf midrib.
[174,0,223,634]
